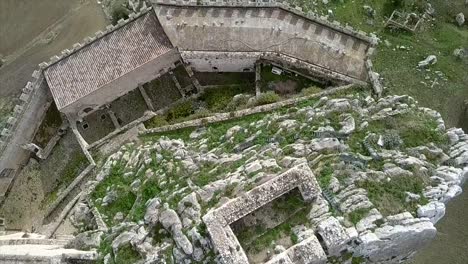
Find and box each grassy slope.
[288,0,468,128]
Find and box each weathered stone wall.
[153,0,374,82]
[203,165,323,264]
[182,51,367,85]
[0,70,48,158]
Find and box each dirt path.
[0,0,107,98]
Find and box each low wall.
[140,83,358,136]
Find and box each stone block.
[1,129,10,137]
[117,18,126,25]
[32,70,41,79]
[72,43,82,50]
[13,105,23,114]
[6,117,17,125]
[287,235,327,264]
[49,55,60,63]
[19,93,30,102]
[38,62,49,69]
[316,217,350,256]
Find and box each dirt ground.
[0,0,107,98]
[0,0,107,232]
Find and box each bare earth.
[0,0,107,232]
[0,0,107,98]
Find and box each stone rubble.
[65,93,468,264]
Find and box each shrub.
[166,100,194,121]
[301,86,323,96]
[252,91,280,106]
[111,4,130,25]
[225,94,251,111]
[144,115,168,129]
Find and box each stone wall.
[140,84,357,136]
[202,164,323,264]
[0,70,48,159]
[153,0,375,82]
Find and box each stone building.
[44,11,179,122]
[40,0,375,146]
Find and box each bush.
[111,4,130,25]
[301,86,323,96]
[252,91,280,106]
[166,100,195,121]
[144,115,168,129]
[225,94,251,111]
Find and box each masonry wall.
[155,4,371,81]
[62,49,181,120]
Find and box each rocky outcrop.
[80,93,468,264]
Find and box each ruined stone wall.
[153,0,374,82]
[61,49,181,120]
[181,50,368,85]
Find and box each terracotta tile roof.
[45,11,173,110]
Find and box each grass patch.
[91,163,137,226]
[199,85,254,112]
[356,175,429,216]
[348,208,371,225]
[347,111,449,154]
[318,162,334,189]
[114,244,141,264]
[260,65,320,94]
[41,151,88,208]
[233,189,309,255]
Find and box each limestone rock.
[356,218,436,262]
[417,201,445,224]
[417,55,437,68]
[456,13,465,26]
[144,198,161,225]
[316,217,351,256]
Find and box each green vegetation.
[348,208,371,225]
[253,91,281,106]
[166,99,195,122]
[348,111,449,155]
[288,0,468,129]
[356,175,429,216]
[91,162,137,226]
[318,162,334,189]
[114,244,142,264]
[199,85,254,111]
[260,65,320,94]
[33,103,62,147]
[41,151,88,208]
[234,190,310,255]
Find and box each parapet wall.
[153,0,376,82]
